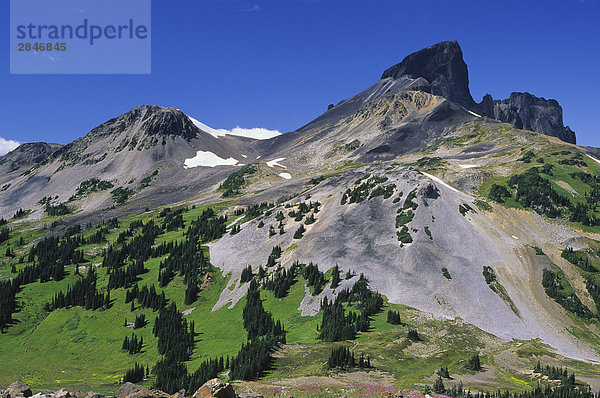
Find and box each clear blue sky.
[1,0,599,151]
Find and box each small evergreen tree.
[466,353,481,371]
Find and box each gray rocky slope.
[209,90,600,362]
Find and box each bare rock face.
[192,379,236,398]
[379,41,576,144]
[4,381,32,398]
[381,40,475,109]
[475,92,576,144]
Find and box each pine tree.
[433,377,445,393]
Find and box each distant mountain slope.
[0,105,261,219]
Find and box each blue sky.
[1,0,599,154]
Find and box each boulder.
[115,383,142,398]
[5,381,32,398]
[192,379,235,398]
[115,383,167,398]
[54,389,71,398]
[85,392,104,398]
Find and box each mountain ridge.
[380,41,576,143]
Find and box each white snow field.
[183,151,239,168]
[266,158,287,169]
[279,172,292,180]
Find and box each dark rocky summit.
[381,41,576,143]
[475,92,576,144]
[381,40,475,109]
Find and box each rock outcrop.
[3,381,32,398]
[380,41,576,143]
[381,40,475,109]
[115,383,168,398]
[192,379,236,398]
[475,92,576,144]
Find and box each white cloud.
[0,137,20,156]
[188,117,281,140]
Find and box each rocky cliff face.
[381,40,475,109]
[380,41,576,143]
[475,92,576,144]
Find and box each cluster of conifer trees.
[491,165,600,225]
[230,279,286,380]
[327,346,371,369]
[122,333,143,354]
[1,219,119,331]
[301,262,326,295]
[46,268,110,311]
[542,269,593,319]
[123,362,146,383]
[318,274,383,341]
[240,265,254,283]
[341,175,389,205]
[534,362,576,388]
[263,263,298,298]
[160,207,185,232]
[0,279,19,331]
[0,227,9,243]
[386,310,402,325]
[562,248,596,272]
[153,303,195,362]
[22,235,85,283]
[265,245,282,268]
[125,284,167,311]
[108,259,146,289]
[465,353,481,371]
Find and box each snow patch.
[183,151,239,168]
[188,117,281,140]
[421,172,460,193]
[512,235,519,240]
[468,110,482,118]
[459,164,479,169]
[267,158,287,169]
[279,172,292,180]
[241,154,247,158]
[588,155,600,165]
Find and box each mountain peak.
[87,104,200,142]
[380,40,475,108]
